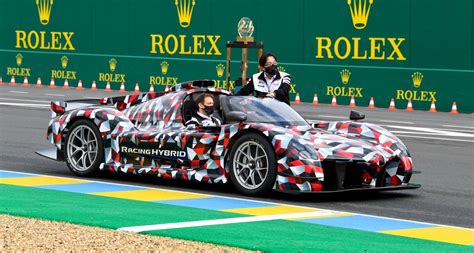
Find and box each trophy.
[237,17,255,43]
[226,17,263,91]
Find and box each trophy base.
[236,37,254,43]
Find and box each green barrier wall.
[1,0,473,112]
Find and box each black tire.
[64,119,104,176]
[228,133,277,196]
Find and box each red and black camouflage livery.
[45,81,418,193]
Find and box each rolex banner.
[0,0,473,112]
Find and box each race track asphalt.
[0,84,472,228]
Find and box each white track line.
[378,120,414,124]
[0,169,472,232]
[118,211,334,233]
[0,97,50,103]
[0,102,49,108]
[316,115,347,119]
[396,134,474,143]
[9,91,28,94]
[45,93,65,97]
[442,125,474,130]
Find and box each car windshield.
[223,96,310,127]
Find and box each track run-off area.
[0,84,473,252]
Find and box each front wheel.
[228,133,277,196]
[64,119,104,176]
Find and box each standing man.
[185,93,221,127]
[236,52,292,105]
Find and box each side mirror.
[349,110,365,121]
[226,111,247,122]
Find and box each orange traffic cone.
[49,78,56,88]
[35,77,43,88]
[105,81,111,92]
[428,100,437,113]
[349,96,356,108]
[0,76,3,85]
[450,102,459,114]
[9,76,16,86]
[76,80,84,90]
[368,97,375,109]
[388,98,396,110]
[149,84,155,92]
[164,83,169,92]
[119,82,126,92]
[63,79,69,89]
[312,93,319,105]
[331,96,338,106]
[406,99,414,111]
[294,93,301,104]
[134,83,140,94]
[91,81,97,91]
[22,77,29,87]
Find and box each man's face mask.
[264,64,277,76]
[204,105,214,115]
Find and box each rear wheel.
[228,133,277,196]
[64,120,103,176]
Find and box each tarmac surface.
[0,84,472,228]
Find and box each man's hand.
[266,92,275,98]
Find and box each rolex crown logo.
[161,61,170,75]
[109,58,117,72]
[277,66,286,73]
[412,72,423,88]
[16,53,23,67]
[347,0,373,30]
[36,0,54,25]
[340,69,351,84]
[175,0,195,28]
[61,56,68,69]
[216,64,225,78]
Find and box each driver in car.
[185,93,222,127]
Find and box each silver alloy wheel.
[233,140,269,190]
[67,125,98,172]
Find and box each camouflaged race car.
[37,80,420,196]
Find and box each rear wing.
[50,91,165,118]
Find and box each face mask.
[264,64,277,75]
[204,105,214,115]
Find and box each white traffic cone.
[22,76,29,87]
[63,79,69,89]
[134,83,140,94]
[35,77,43,88]
[312,93,319,105]
[76,80,84,90]
[105,81,111,92]
[349,96,356,107]
[91,81,97,91]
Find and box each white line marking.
[0,102,49,108]
[315,115,347,119]
[383,125,474,138]
[9,91,28,94]
[396,134,474,143]
[442,125,474,130]
[118,211,334,233]
[378,120,414,124]
[45,93,65,97]
[390,130,474,137]
[0,169,472,232]
[0,97,50,103]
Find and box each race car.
[37,80,420,196]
